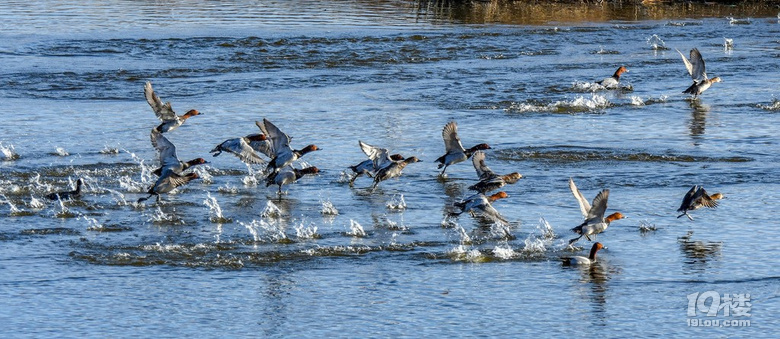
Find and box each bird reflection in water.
[678,230,722,274]
[688,100,711,141]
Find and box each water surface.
[1,1,779,337]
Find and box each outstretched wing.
[150,129,179,173]
[695,187,719,209]
[247,134,274,158]
[359,140,392,170]
[144,81,176,120]
[442,121,466,154]
[584,189,609,224]
[257,119,292,156]
[471,150,495,180]
[214,138,266,165]
[569,178,591,218]
[677,48,708,82]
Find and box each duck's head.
[187,173,200,179]
[188,158,209,166]
[184,109,201,117]
[247,134,267,142]
[301,166,320,175]
[503,172,523,184]
[404,156,422,163]
[489,191,509,201]
[605,212,625,223]
[710,193,724,200]
[300,145,321,154]
[711,77,722,83]
[589,242,605,258]
[615,66,628,77]
[390,154,405,161]
[470,143,492,152]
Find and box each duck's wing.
[676,49,695,79]
[677,185,699,212]
[688,48,708,81]
[584,189,609,224]
[471,150,496,180]
[150,129,179,172]
[216,138,266,165]
[442,121,466,154]
[257,119,292,156]
[246,134,274,158]
[695,187,719,209]
[144,81,176,121]
[569,178,591,218]
[359,140,392,169]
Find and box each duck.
[265,166,319,194]
[144,81,202,133]
[568,178,625,245]
[348,140,404,186]
[210,133,273,165]
[677,185,723,221]
[597,66,628,89]
[138,129,201,203]
[467,151,522,194]
[435,121,491,175]
[676,48,722,98]
[256,119,320,175]
[371,156,422,190]
[149,130,208,176]
[451,191,509,224]
[45,178,84,201]
[562,242,604,265]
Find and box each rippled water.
[2,0,780,337]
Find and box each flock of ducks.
[43,47,725,265]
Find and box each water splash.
[105,188,129,206]
[118,175,146,193]
[386,194,406,210]
[758,99,780,111]
[630,96,646,106]
[261,200,283,219]
[320,200,339,215]
[0,194,23,215]
[337,170,353,184]
[217,184,239,194]
[723,37,733,52]
[639,220,658,234]
[238,220,262,243]
[146,207,184,225]
[506,94,610,113]
[193,166,213,184]
[448,245,485,262]
[53,198,75,218]
[492,243,518,260]
[727,17,751,25]
[646,34,667,50]
[53,147,69,156]
[455,224,472,245]
[100,145,120,154]
[0,142,20,161]
[294,221,319,239]
[203,192,231,223]
[80,214,104,231]
[347,219,366,237]
[28,173,53,193]
[521,217,557,255]
[28,196,45,209]
[258,219,288,243]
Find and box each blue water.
[1,1,779,337]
